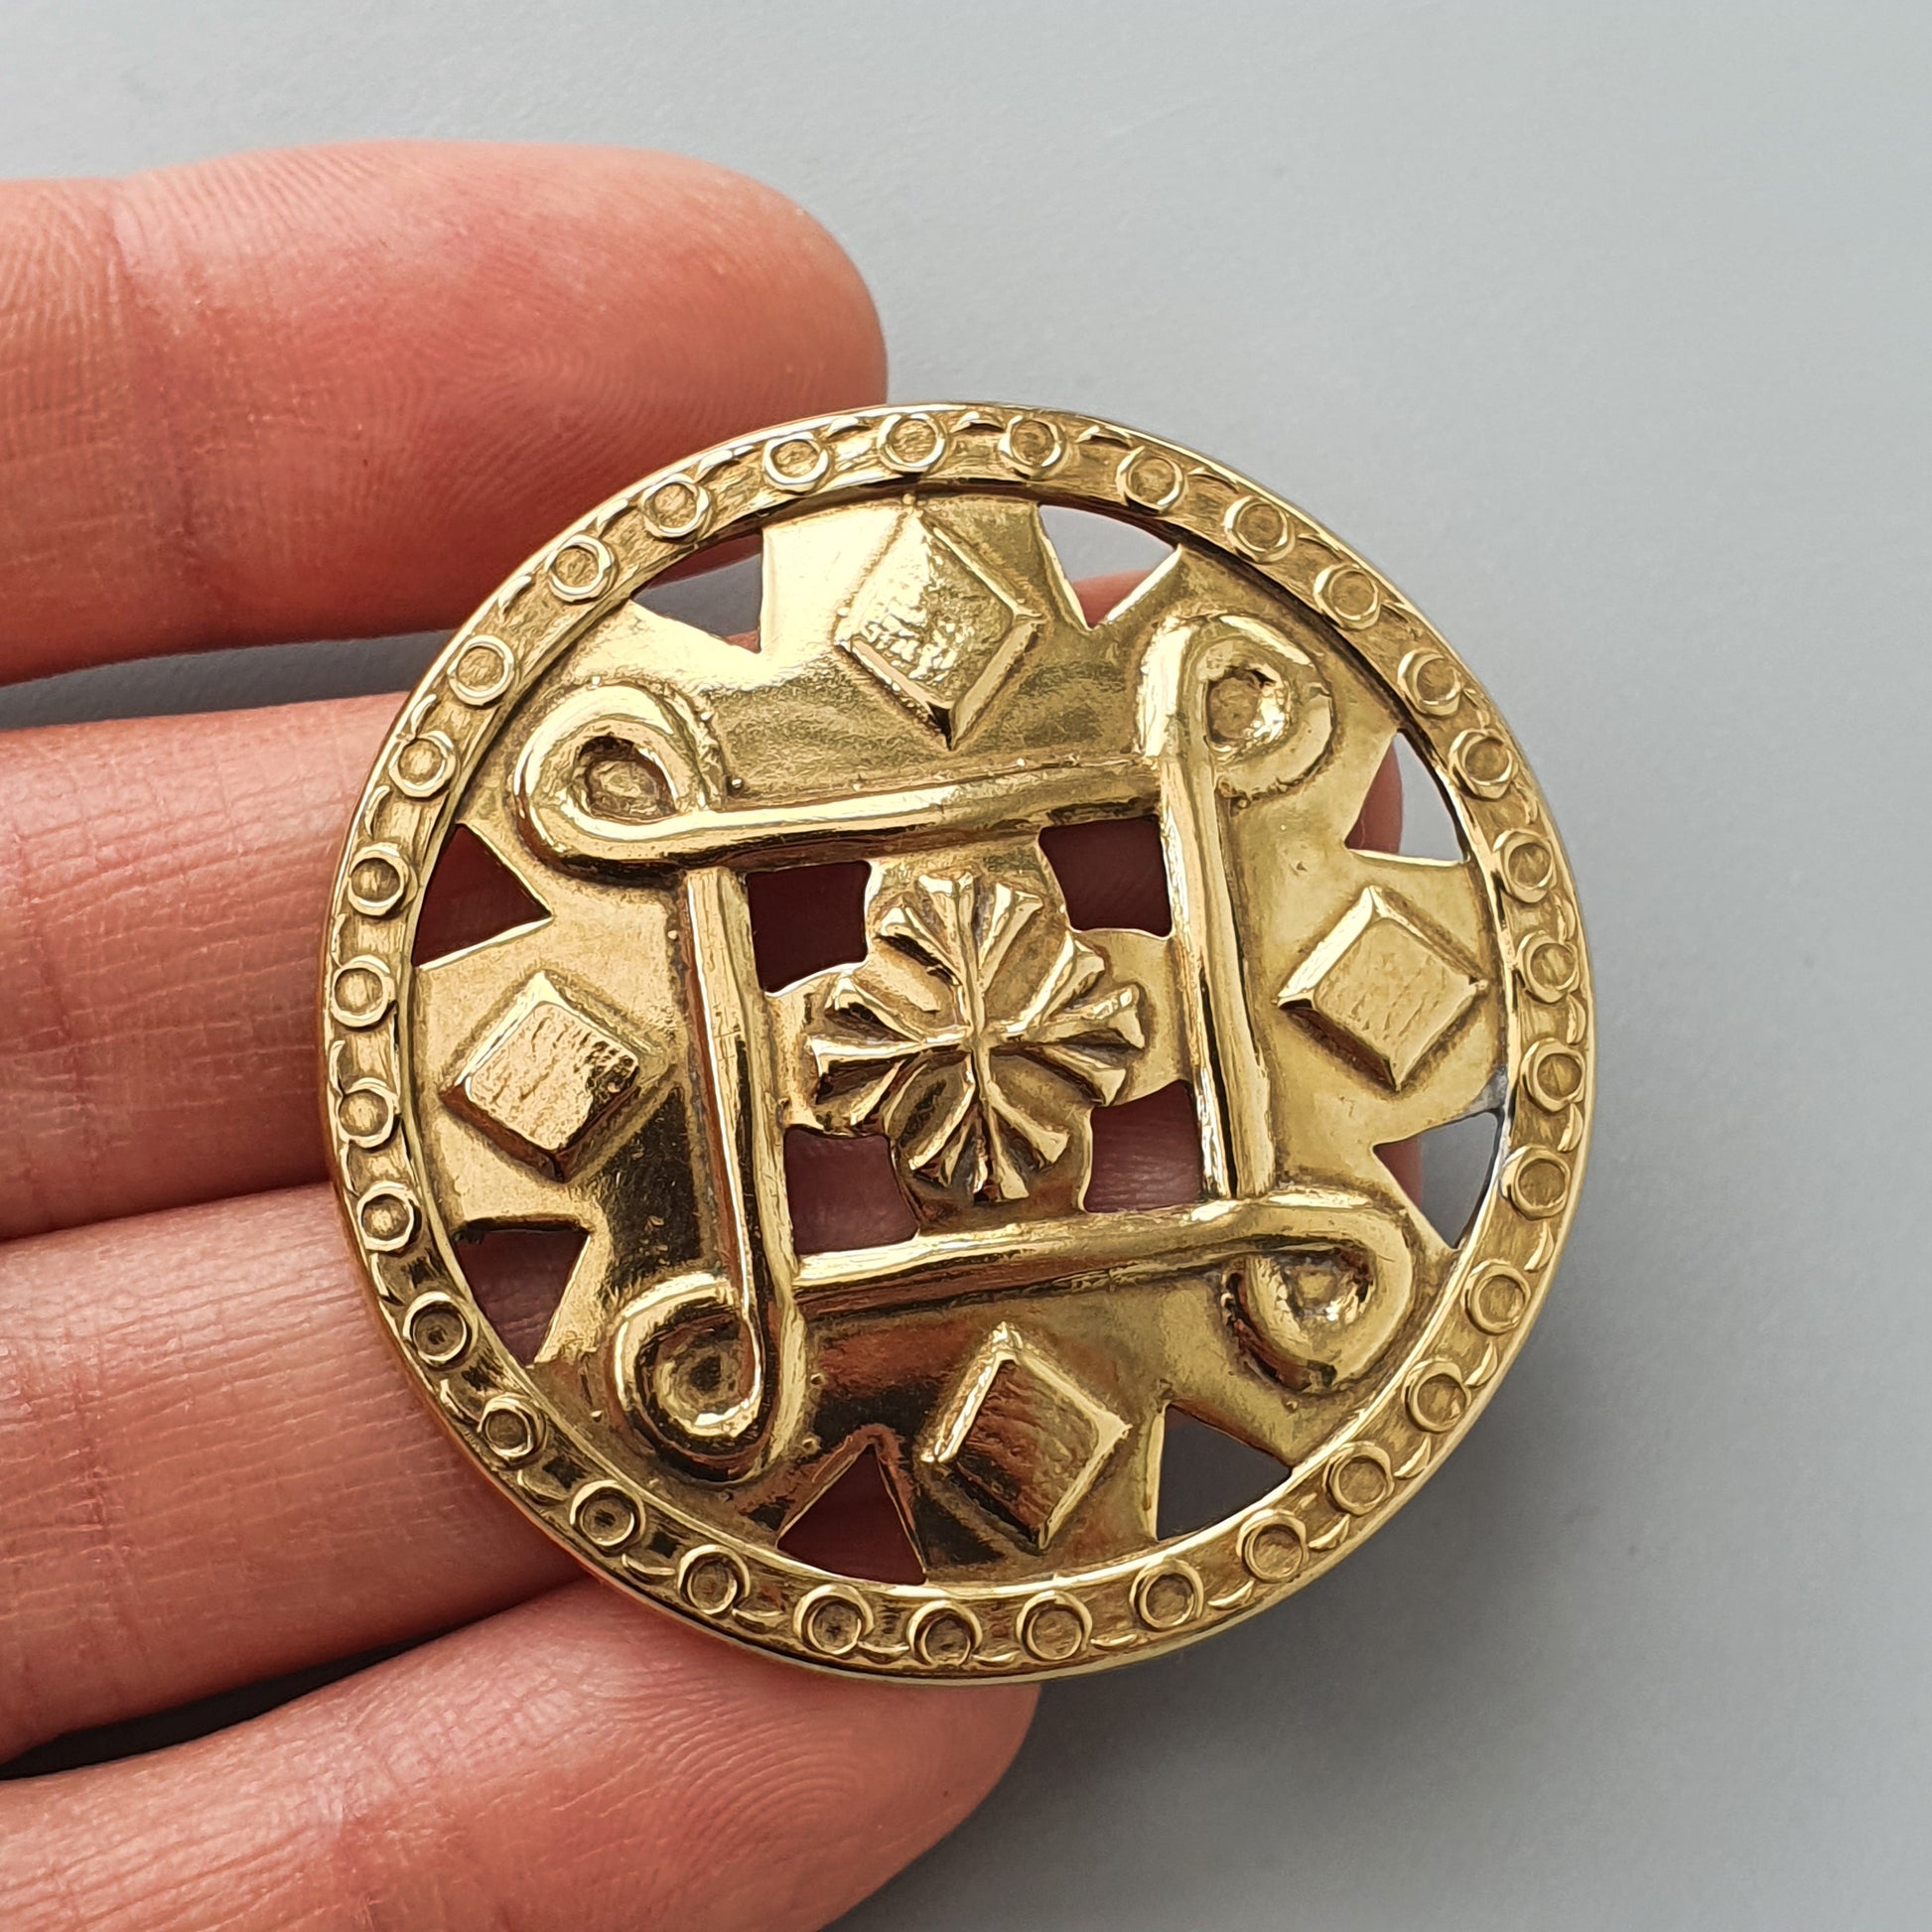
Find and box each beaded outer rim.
[321,403,1592,1679]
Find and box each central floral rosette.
[804,868,1146,1210]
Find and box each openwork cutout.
[1084,1081,1204,1212]
[1039,504,1175,623]
[1156,1409,1292,1542]
[781,1127,918,1253]
[778,1442,924,1584]
[748,861,871,991]
[1393,732,1464,862]
[1039,816,1173,935]
[631,536,764,644]
[1387,1109,1504,1248]
[1346,747,1404,853]
[1346,734,1467,862]
[1040,502,1177,577]
[411,825,547,967]
[454,1222,587,1363]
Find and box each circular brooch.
[323,404,1590,1678]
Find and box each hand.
[0,141,1046,1932]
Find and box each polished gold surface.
[322,404,1591,1678]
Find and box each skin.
[0,142,1406,1931]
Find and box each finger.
[0,697,393,1238]
[0,1582,1035,1932]
[0,585,1198,1239]
[0,1186,571,1760]
[0,141,884,682]
[0,675,1401,1240]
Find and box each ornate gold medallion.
[323,405,1591,1678]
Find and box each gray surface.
[4,2,1929,1925]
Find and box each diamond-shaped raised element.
[1278,887,1484,1089]
[832,506,1043,746]
[444,972,661,1178]
[923,1324,1128,1547]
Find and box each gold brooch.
[323,405,1590,1678]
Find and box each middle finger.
[0,697,392,1238]
[0,576,1205,1238]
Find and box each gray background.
[4,2,1928,1925]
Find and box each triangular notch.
[779,1439,925,1584]
[1156,1407,1290,1541]
[1382,1109,1502,1248]
[413,825,549,967]
[454,1222,587,1363]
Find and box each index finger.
[0,141,884,682]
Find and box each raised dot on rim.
[999,413,1064,476]
[1118,448,1182,510]
[679,1545,750,1616]
[355,1181,419,1255]
[907,1600,983,1668]
[329,957,394,1030]
[639,476,711,541]
[1503,1147,1571,1218]
[547,534,616,604]
[1313,563,1382,630]
[389,731,457,800]
[1405,1361,1470,1434]
[1018,1590,1092,1663]
[1132,1561,1204,1631]
[345,845,411,918]
[1518,932,1582,1001]
[1465,1262,1532,1335]
[335,1078,397,1151]
[1325,1446,1395,1516]
[403,1292,472,1369]
[796,1585,870,1657]
[1399,647,1463,716]
[570,1481,643,1551]
[763,434,829,492]
[478,1394,542,1465]
[1522,1038,1587,1111]
[1224,493,1294,561]
[878,411,945,473]
[1239,1511,1308,1583]
[449,636,516,707]
[1450,729,1517,800]
[1496,829,1558,902]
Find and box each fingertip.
[666,150,889,406]
[2,140,890,676]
